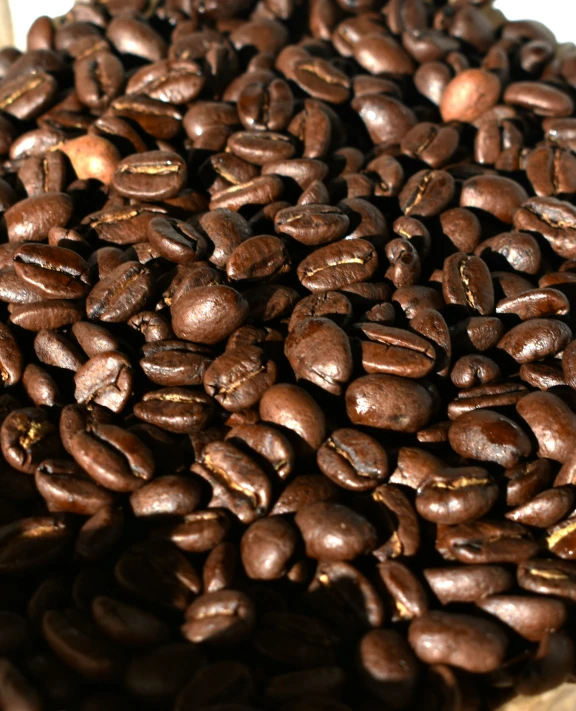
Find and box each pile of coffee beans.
[1,0,576,709]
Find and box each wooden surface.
[0,0,14,48]
[498,683,576,710]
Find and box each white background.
[6,0,575,50]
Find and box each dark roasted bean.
[408,611,507,673]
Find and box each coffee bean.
[164,509,231,554]
[74,351,133,413]
[115,541,200,610]
[140,340,211,388]
[5,192,73,243]
[504,81,574,117]
[130,476,202,518]
[240,516,298,580]
[307,559,384,631]
[346,374,434,432]
[295,501,377,561]
[69,422,154,492]
[113,151,187,201]
[416,466,498,524]
[514,196,576,259]
[356,323,436,378]
[134,388,215,434]
[285,317,352,395]
[0,515,70,574]
[260,383,327,451]
[204,346,277,411]
[255,611,338,666]
[35,461,114,515]
[182,590,256,645]
[358,629,419,706]
[440,69,501,123]
[175,661,254,711]
[398,169,455,217]
[172,285,249,345]
[477,594,566,642]
[424,565,513,605]
[460,175,529,223]
[91,596,170,648]
[408,611,507,673]
[449,409,531,467]
[226,423,294,480]
[436,519,539,564]
[1,407,60,473]
[0,322,22,387]
[317,429,388,492]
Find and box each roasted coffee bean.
[0,515,70,574]
[358,629,419,707]
[140,340,211,387]
[5,192,73,243]
[498,319,571,363]
[87,262,154,323]
[175,661,253,710]
[255,611,338,666]
[275,204,349,246]
[172,285,249,345]
[307,560,384,631]
[147,217,208,265]
[377,560,428,622]
[504,81,574,117]
[416,466,498,524]
[74,352,133,414]
[440,69,501,123]
[449,410,531,467]
[130,476,202,518]
[424,564,514,605]
[92,596,171,648]
[42,609,124,682]
[356,323,436,379]
[194,440,272,523]
[69,423,154,493]
[346,374,434,432]
[408,611,507,673]
[260,383,327,451]
[1,407,60,474]
[113,151,187,202]
[436,519,539,564]
[115,541,200,610]
[460,175,529,224]
[477,595,566,642]
[164,509,231,554]
[285,317,352,395]
[514,196,576,259]
[226,423,294,480]
[546,515,576,560]
[0,322,22,387]
[317,429,388,492]
[182,590,256,645]
[443,252,495,315]
[204,346,276,411]
[35,461,114,515]
[240,516,298,580]
[295,501,377,561]
[398,170,455,218]
[227,235,290,283]
[13,244,89,300]
[134,388,215,434]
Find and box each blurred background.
[1,0,574,49]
